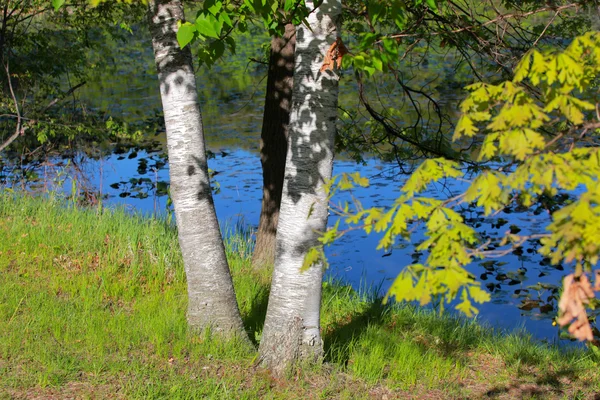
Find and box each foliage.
[178,0,309,67]
[175,0,598,171]
[1,0,146,157]
[456,31,600,272]
[337,0,597,165]
[314,31,600,324]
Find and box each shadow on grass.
[480,367,595,399]
[243,284,270,346]
[323,297,478,364]
[322,290,599,397]
[323,298,389,365]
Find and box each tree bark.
[258,0,342,375]
[252,23,296,270]
[147,0,248,339]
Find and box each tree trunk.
[147,0,248,339]
[252,23,296,270]
[258,0,342,375]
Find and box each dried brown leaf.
[320,37,349,72]
[557,274,596,341]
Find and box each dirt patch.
[3,381,124,400]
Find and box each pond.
[85,148,564,343]
[7,27,572,344]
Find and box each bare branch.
[0,62,86,152]
[0,59,23,153]
[382,3,580,41]
[41,81,87,114]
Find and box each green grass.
[1,193,599,399]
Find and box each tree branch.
[0,71,87,152]
[0,59,23,153]
[41,81,87,114]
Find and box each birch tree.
[174,2,307,271]
[147,0,248,339]
[258,0,342,374]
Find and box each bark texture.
[258,0,342,375]
[147,0,247,338]
[252,23,296,270]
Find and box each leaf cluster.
[314,31,600,322]
[337,0,597,172]
[1,0,146,154]
[177,0,309,67]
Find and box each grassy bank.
[1,194,599,399]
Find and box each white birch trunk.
[258,0,342,374]
[147,0,247,338]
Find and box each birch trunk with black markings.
[258,0,342,374]
[147,0,247,338]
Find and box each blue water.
[64,147,565,343]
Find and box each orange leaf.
[320,37,349,72]
[557,274,596,341]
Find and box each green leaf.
[218,11,233,28]
[384,269,418,304]
[224,36,236,54]
[374,207,396,234]
[195,14,221,39]
[363,65,376,77]
[425,0,437,12]
[302,246,327,271]
[370,55,383,72]
[242,0,256,12]
[350,172,369,187]
[468,286,491,304]
[177,22,197,49]
[318,220,341,246]
[52,0,65,11]
[284,0,295,11]
[455,297,477,318]
[390,2,406,30]
[209,40,225,61]
[206,0,222,15]
[382,38,398,58]
[353,54,365,69]
[455,115,477,137]
[367,1,384,26]
[338,174,355,190]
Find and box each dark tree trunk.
[252,23,296,270]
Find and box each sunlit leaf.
[177,22,197,48]
[52,0,66,11]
